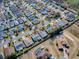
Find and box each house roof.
[0,0,3,3]
[23,37,34,47]
[31,33,41,41]
[0,54,3,59]
[14,42,25,51]
[39,30,48,38]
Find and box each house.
[0,0,3,4]
[25,11,32,17]
[31,3,40,10]
[38,7,48,15]
[26,11,40,25]
[43,0,49,3]
[0,52,4,59]
[14,20,19,26]
[0,25,4,31]
[0,36,4,44]
[0,37,4,47]
[9,5,22,17]
[18,18,24,24]
[65,12,75,22]
[22,36,34,47]
[39,9,48,15]
[57,20,68,27]
[14,11,22,17]
[9,27,17,35]
[32,19,39,25]
[31,33,42,42]
[9,5,18,12]
[0,36,4,41]
[39,30,48,38]
[45,24,53,34]
[21,17,28,22]
[17,24,24,32]
[9,29,15,36]
[0,31,7,38]
[9,20,15,27]
[14,42,25,52]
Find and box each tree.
[54,12,61,19]
[6,54,17,59]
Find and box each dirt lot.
[65,24,79,38]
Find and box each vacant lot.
[66,24,79,38]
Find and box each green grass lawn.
[66,0,79,5]
[64,0,79,12]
